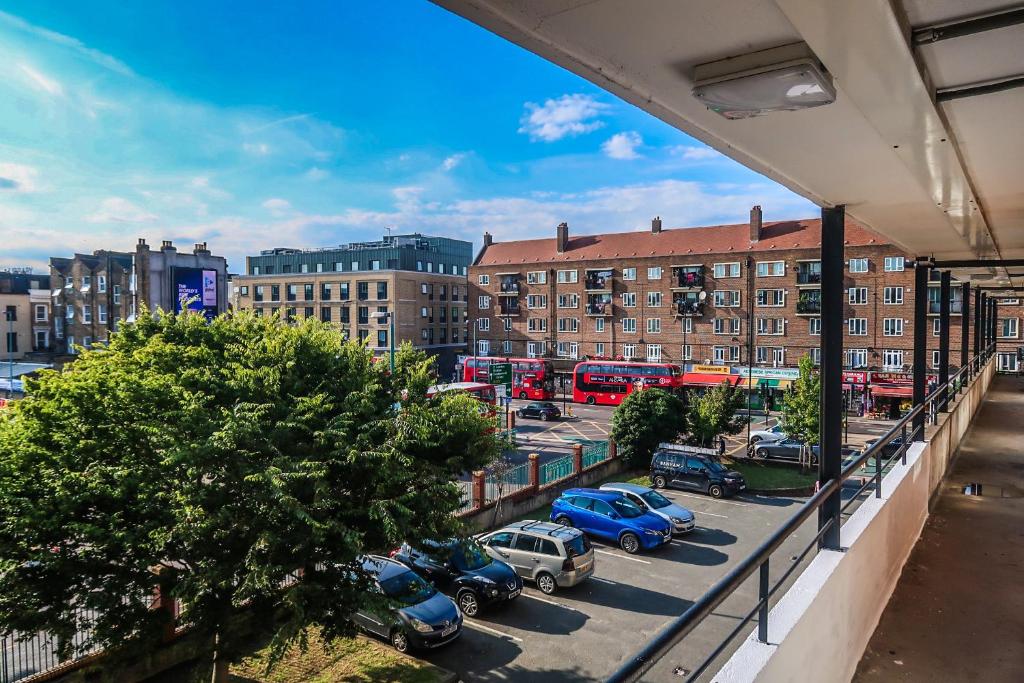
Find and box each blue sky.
[0,0,814,272]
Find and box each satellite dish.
[698,291,708,302]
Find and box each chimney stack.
[161,240,174,251]
[652,216,662,234]
[194,242,210,255]
[749,205,763,242]
[556,222,569,253]
[482,232,493,248]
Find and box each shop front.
[867,372,936,419]
[735,367,800,412]
[843,371,869,417]
[680,364,740,401]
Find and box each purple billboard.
[175,267,219,320]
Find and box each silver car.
[600,482,696,534]
[477,521,595,595]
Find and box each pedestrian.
[718,435,726,457]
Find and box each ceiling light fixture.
[692,43,836,120]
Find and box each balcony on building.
[671,265,705,289]
[796,260,822,286]
[674,292,704,317]
[586,293,612,316]
[497,273,520,295]
[584,268,613,291]
[497,297,521,316]
[796,290,822,315]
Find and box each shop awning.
[870,385,913,398]
[682,373,740,387]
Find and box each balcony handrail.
[607,342,995,683]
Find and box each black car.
[752,438,820,464]
[353,555,462,653]
[650,447,746,498]
[392,538,522,616]
[862,435,907,459]
[517,401,562,421]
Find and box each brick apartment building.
[469,208,1024,415]
[231,233,471,375]
[49,239,229,355]
[1,270,48,361]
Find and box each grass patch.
[230,628,444,683]
[723,458,816,490]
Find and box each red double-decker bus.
[572,360,683,406]
[426,382,498,406]
[461,357,556,400]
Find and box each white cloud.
[189,176,232,201]
[261,198,292,216]
[86,197,158,224]
[0,162,39,192]
[676,145,722,161]
[0,10,134,76]
[602,131,643,160]
[304,167,329,181]
[518,94,608,142]
[242,142,270,156]
[442,153,467,171]
[17,62,63,96]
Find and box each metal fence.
[539,455,574,485]
[582,441,609,468]
[484,462,531,503]
[2,607,104,683]
[457,480,475,513]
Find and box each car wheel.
[517,409,524,418]
[708,484,724,499]
[540,413,550,421]
[653,475,667,489]
[536,572,557,595]
[750,436,762,444]
[554,515,573,527]
[518,391,527,400]
[620,532,641,554]
[755,448,769,459]
[457,589,480,617]
[586,396,596,405]
[390,629,410,653]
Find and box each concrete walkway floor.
[854,374,1024,682]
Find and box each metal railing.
[607,343,995,683]
[582,441,610,468]
[484,462,530,502]
[539,455,574,485]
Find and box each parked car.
[391,538,522,617]
[650,445,746,498]
[477,520,595,594]
[599,482,696,534]
[516,401,562,421]
[353,555,462,653]
[748,423,787,444]
[550,488,672,554]
[752,438,820,464]
[862,435,907,459]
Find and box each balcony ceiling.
[432,0,1024,288]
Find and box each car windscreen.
[609,497,645,518]
[564,534,591,557]
[449,540,492,571]
[380,570,437,606]
[640,490,673,509]
[706,459,728,473]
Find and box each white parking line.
[590,577,616,585]
[464,619,524,642]
[667,492,751,507]
[521,592,580,612]
[695,511,729,519]
[593,549,651,564]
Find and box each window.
[883,318,904,336]
[321,307,332,323]
[932,318,941,337]
[113,285,121,305]
[621,292,637,308]
[845,348,868,369]
[810,348,822,366]
[756,347,785,365]
[478,295,491,309]
[350,260,359,272]
[713,290,740,307]
[377,331,389,347]
[848,318,867,335]
[98,304,107,324]
[622,344,637,360]
[756,260,785,277]
[334,262,344,272]
[339,283,350,300]
[556,270,578,284]
[66,304,74,320]
[999,318,1019,338]
[321,283,332,300]
[527,294,547,309]
[713,262,741,278]
[478,318,490,331]
[82,305,92,323]
[502,339,512,354]
[849,258,869,273]
[756,289,785,307]
[527,271,547,284]
[680,318,692,334]
[646,344,661,361]
[931,350,942,370]
[883,287,904,305]
[80,275,91,291]
[713,345,740,363]
[282,265,292,274]
[594,342,605,357]
[527,341,542,358]
[64,276,73,288]
[426,262,434,273]
[680,344,692,361]
[646,291,662,307]
[370,260,381,271]
[622,318,637,333]
[82,336,92,349]
[240,285,249,296]
[301,264,309,274]
[809,317,821,335]
[438,264,446,274]
[304,284,314,301]
[998,353,1019,372]
[316,263,324,273]
[647,266,662,280]
[54,317,64,339]
[527,318,547,332]
[622,267,637,281]
[376,282,388,300]
[848,287,868,305]
[304,306,315,319]
[34,304,47,322]
[595,318,605,333]
[420,306,428,318]
[884,256,905,272]
[557,293,579,308]
[287,284,298,302]
[756,317,785,335]
[713,318,740,335]
[420,283,429,295]
[557,342,579,359]
[477,340,490,356]
[502,318,512,332]
[254,286,265,302]
[479,274,490,285]
[882,349,904,370]
[98,275,107,293]
[558,317,579,333]
[647,318,661,334]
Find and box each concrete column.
[471,470,486,510]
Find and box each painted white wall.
[715,360,995,683]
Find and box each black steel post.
[961,282,970,385]
[979,292,987,357]
[992,299,999,352]
[912,258,929,438]
[818,205,844,551]
[974,289,982,361]
[939,271,950,410]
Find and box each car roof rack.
[657,442,719,457]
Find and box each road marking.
[593,549,651,564]
[695,510,729,519]
[464,619,524,642]
[590,576,616,585]
[666,492,751,507]
[585,420,609,435]
[521,592,580,612]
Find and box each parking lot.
[425,485,817,682]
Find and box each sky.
[0,0,815,273]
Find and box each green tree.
[609,388,687,469]
[687,381,747,447]
[781,354,821,467]
[0,309,498,681]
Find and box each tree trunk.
[211,630,229,683]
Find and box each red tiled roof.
[476,218,888,266]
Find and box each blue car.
[550,488,673,554]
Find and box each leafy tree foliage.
[687,381,747,447]
[0,309,498,678]
[781,354,821,467]
[609,388,686,468]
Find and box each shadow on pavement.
[482,595,589,636]
[424,624,523,679]
[661,542,729,567]
[687,527,738,547]
[564,578,694,617]
[735,494,801,508]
